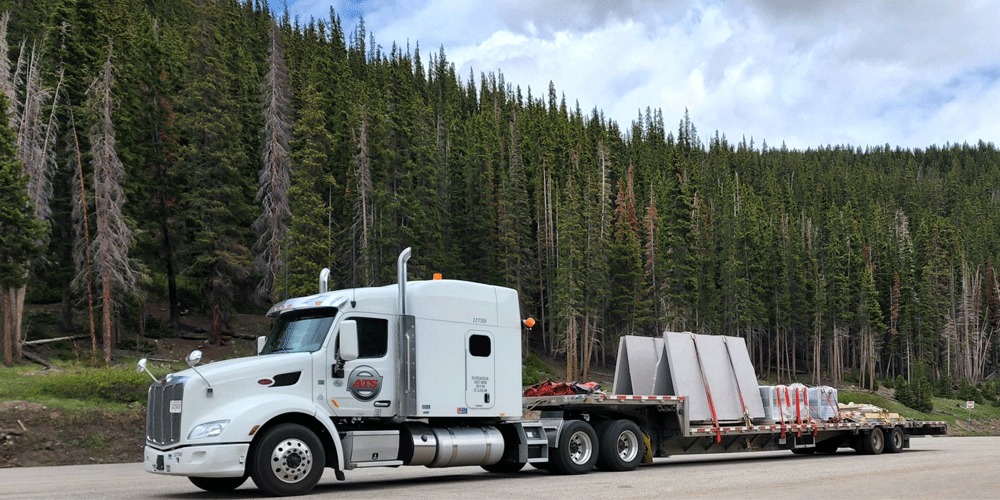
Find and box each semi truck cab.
[140,248,533,495]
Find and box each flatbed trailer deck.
[524,393,947,459]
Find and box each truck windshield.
[260,308,337,355]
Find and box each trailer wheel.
[884,426,904,453]
[596,420,643,471]
[189,476,247,492]
[549,420,599,475]
[860,427,884,455]
[250,423,325,496]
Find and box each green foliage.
[893,364,934,413]
[36,368,150,404]
[0,94,46,289]
[522,354,555,386]
[4,1,1000,385]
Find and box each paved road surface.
[1,436,994,499]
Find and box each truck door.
[466,330,495,409]
[326,315,396,418]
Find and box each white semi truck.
[139,248,946,496]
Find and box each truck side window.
[356,317,388,358]
[469,334,491,357]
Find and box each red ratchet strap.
[794,386,803,437]
[690,333,721,443]
[823,389,840,423]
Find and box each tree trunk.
[102,267,113,365]
[160,214,179,329]
[2,288,11,366]
[12,284,24,362]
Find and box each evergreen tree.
[0,93,45,366]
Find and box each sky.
[283,0,1000,151]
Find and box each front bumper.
[144,443,250,477]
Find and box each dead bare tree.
[69,105,97,356]
[0,13,61,364]
[253,20,292,303]
[85,40,140,364]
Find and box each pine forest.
[1,1,999,404]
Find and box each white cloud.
[287,0,1000,149]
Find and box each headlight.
[187,420,230,440]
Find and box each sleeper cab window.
[469,334,491,357]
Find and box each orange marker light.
[524,317,536,329]
[433,273,443,280]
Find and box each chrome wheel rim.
[617,430,639,462]
[271,438,313,483]
[568,430,593,465]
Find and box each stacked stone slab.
[613,331,765,424]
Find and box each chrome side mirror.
[136,358,157,382]
[186,350,203,367]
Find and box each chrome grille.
[146,377,186,446]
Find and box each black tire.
[860,427,885,455]
[481,461,526,473]
[815,436,843,454]
[884,426,904,454]
[189,476,247,492]
[791,447,815,455]
[549,420,599,475]
[596,420,644,471]
[250,423,325,496]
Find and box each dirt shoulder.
[0,401,145,468]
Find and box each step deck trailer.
[523,393,946,468]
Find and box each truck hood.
[169,353,313,388]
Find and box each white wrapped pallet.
[758,386,779,422]
[757,384,809,424]
[808,386,839,420]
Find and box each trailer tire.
[189,476,248,492]
[481,461,526,473]
[250,423,325,496]
[596,420,643,472]
[860,427,885,455]
[884,426,905,454]
[549,420,599,475]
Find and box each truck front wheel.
[549,420,599,475]
[250,423,326,496]
[189,476,247,492]
[597,420,644,471]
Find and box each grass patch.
[0,360,174,411]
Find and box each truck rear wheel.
[884,426,905,453]
[250,423,325,496]
[597,420,644,471]
[860,427,884,455]
[189,476,247,492]
[549,420,599,475]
